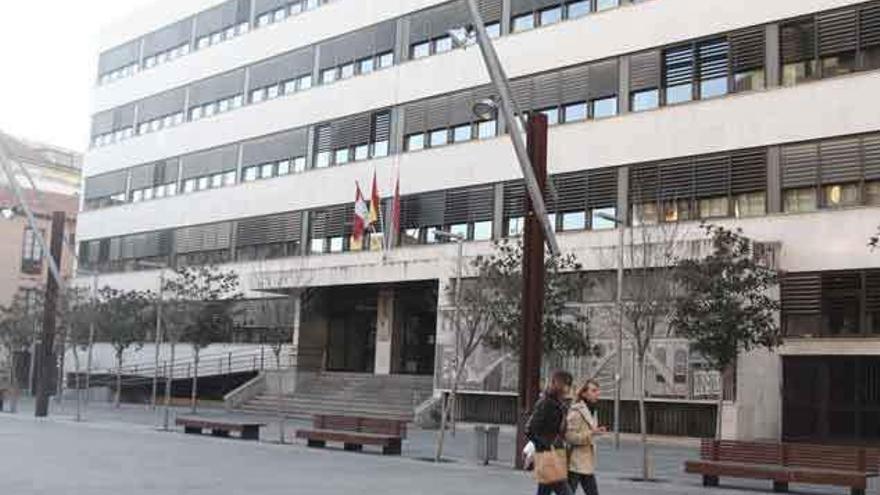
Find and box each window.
[507,216,525,236]
[824,183,860,208]
[734,69,765,92]
[782,60,818,87]
[310,238,326,254]
[663,199,693,222]
[485,22,501,39]
[359,57,374,75]
[298,75,312,91]
[591,207,617,230]
[373,140,389,157]
[513,13,535,32]
[283,80,298,94]
[429,129,449,147]
[567,1,590,19]
[223,170,236,186]
[321,68,337,84]
[592,97,618,118]
[184,179,196,193]
[477,120,497,139]
[631,89,659,112]
[596,0,619,10]
[784,188,818,213]
[666,84,693,105]
[377,52,394,69]
[453,124,472,143]
[354,144,370,161]
[334,148,350,165]
[540,7,563,26]
[698,196,729,218]
[449,223,469,239]
[412,42,430,59]
[406,133,426,151]
[211,174,223,188]
[132,189,144,202]
[293,157,307,173]
[540,108,560,125]
[734,192,766,218]
[340,63,355,79]
[561,211,586,231]
[244,166,258,182]
[329,237,344,253]
[260,163,275,179]
[866,181,880,205]
[632,202,659,225]
[435,36,453,54]
[563,102,588,122]
[198,176,210,190]
[315,151,331,168]
[472,221,493,241]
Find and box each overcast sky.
[0,1,156,153]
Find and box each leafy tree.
[474,239,591,355]
[94,287,151,407]
[57,286,97,415]
[163,265,242,412]
[672,224,782,439]
[0,289,43,412]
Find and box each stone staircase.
[237,372,434,421]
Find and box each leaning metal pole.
[151,269,165,410]
[613,216,624,449]
[35,211,65,417]
[463,0,560,256]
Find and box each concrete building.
[79,0,880,442]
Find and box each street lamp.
[136,260,168,413]
[596,210,625,450]
[433,229,465,433]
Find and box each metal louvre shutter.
[629,163,659,203]
[819,136,861,184]
[138,88,186,123]
[693,154,729,199]
[511,0,563,16]
[109,238,123,261]
[860,2,880,49]
[658,158,694,201]
[403,99,429,135]
[242,128,308,166]
[401,190,446,228]
[84,171,128,199]
[115,104,136,131]
[529,72,562,110]
[98,40,140,75]
[781,18,816,64]
[409,1,468,44]
[181,145,239,179]
[781,142,819,188]
[174,222,232,253]
[447,91,477,127]
[863,133,880,180]
[318,21,396,69]
[255,0,288,18]
[510,77,534,112]
[560,64,590,103]
[196,0,251,37]
[314,125,333,153]
[330,113,372,149]
[865,269,880,312]
[587,168,617,209]
[91,111,114,137]
[729,27,765,71]
[189,70,245,107]
[130,159,180,189]
[479,0,503,21]
[444,186,493,224]
[310,204,351,238]
[664,44,695,88]
[236,211,302,246]
[817,7,857,55]
[781,272,822,316]
[549,172,587,212]
[698,38,729,82]
[120,230,172,259]
[588,60,619,99]
[143,18,193,57]
[821,271,861,313]
[629,50,661,92]
[250,48,315,90]
[372,111,391,142]
[730,148,767,194]
[503,181,527,217]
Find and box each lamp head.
[472,97,499,120]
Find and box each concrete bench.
[296,415,407,455]
[176,415,264,441]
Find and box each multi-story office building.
[80,0,880,442]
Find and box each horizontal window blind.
[98,40,140,75]
[372,111,391,142]
[174,222,232,253]
[255,0,288,18]
[729,27,765,71]
[781,142,819,188]
[249,47,315,89]
[318,21,396,69]
[138,88,186,123]
[403,85,493,134]
[181,145,239,179]
[502,181,527,217]
[242,128,308,166]
[130,159,180,189]
[329,112,373,149]
[664,44,695,87]
[189,70,246,107]
[629,50,662,92]
[120,230,173,259]
[864,133,880,180]
[860,2,880,49]
[587,168,618,208]
[84,171,128,199]
[91,104,136,136]
[548,172,587,212]
[781,18,816,64]
[819,136,862,183]
[143,18,193,57]
[817,7,857,55]
[408,0,502,45]
[444,185,494,224]
[401,190,446,228]
[698,38,729,81]
[781,272,822,316]
[730,148,768,194]
[510,0,563,16]
[236,211,303,246]
[588,59,619,99]
[309,204,351,238]
[196,0,251,37]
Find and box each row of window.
[405,119,497,151]
[251,74,313,104]
[319,51,395,85]
[182,170,238,194]
[137,112,186,136]
[99,62,139,85]
[256,0,324,28]
[315,140,390,168]
[143,43,191,71]
[93,127,134,148]
[512,0,601,33]
[131,182,178,203]
[190,94,245,122]
[242,156,307,182]
[784,182,880,213]
[632,192,767,225]
[410,22,501,60]
[21,228,44,275]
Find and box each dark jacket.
[526,394,567,452]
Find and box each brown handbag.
[533,447,568,484]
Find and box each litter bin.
[474,425,500,465]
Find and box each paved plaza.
[0,399,870,495]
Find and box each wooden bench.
[295,415,407,455]
[685,439,880,495]
[175,416,265,441]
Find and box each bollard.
[474,425,500,465]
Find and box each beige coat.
[565,401,598,475]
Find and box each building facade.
[80,0,880,442]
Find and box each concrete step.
[238,402,413,420]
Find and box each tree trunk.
[72,346,82,422]
[277,371,285,444]
[190,350,199,413]
[716,386,724,440]
[435,366,463,462]
[9,350,19,413]
[115,352,123,408]
[638,355,650,481]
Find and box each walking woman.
[526,370,574,495]
[566,379,606,495]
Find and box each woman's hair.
[576,378,601,401]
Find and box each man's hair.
[549,370,574,389]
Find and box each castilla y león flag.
[352,181,369,242]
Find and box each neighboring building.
[79,0,880,443]
[0,133,81,308]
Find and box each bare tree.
[94,287,151,408]
[0,289,43,412]
[622,213,684,481]
[57,286,95,420]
